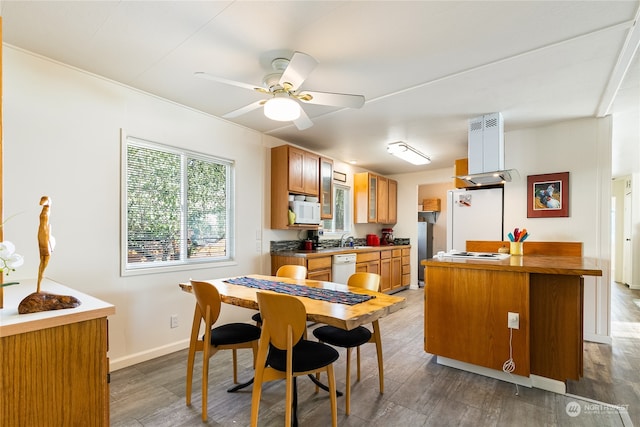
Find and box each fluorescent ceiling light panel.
[387,142,431,165]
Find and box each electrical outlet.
[170,314,179,329]
[508,312,519,329]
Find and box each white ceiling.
[1,1,638,177]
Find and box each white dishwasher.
[332,253,356,284]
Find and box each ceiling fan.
[195,51,365,130]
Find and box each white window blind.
[123,136,234,272]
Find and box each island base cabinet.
[1,317,109,426]
[530,274,583,381]
[424,267,530,377]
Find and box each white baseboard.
[109,338,190,371]
[436,357,570,394]
[436,356,532,388]
[584,333,613,345]
[531,374,566,394]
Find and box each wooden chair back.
[276,264,308,280]
[256,291,307,350]
[191,280,222,326]
[347,272,381,292]
[466,240,582,256]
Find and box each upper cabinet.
[319,157,333,219]
[288,146,319,196]
[354,172,397,224]
[271,145,321,230]
[454,158,473,189]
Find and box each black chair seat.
[251,312,262,323]
[313,325,372,348]
[267,340,339,372]
[204,323,262,346]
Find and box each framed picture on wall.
[527,172,569,218]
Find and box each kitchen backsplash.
[270,237,410,252]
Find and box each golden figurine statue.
[37,195,55,293]
[19,196,80,314]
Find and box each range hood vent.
[457,113,515,186]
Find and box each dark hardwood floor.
[110,282,638,426]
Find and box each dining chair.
[251,264,307,327]
[312,272,384,415]
[186,280,262,422]
[251,291,339,427]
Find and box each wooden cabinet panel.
[379,258,391,292]
[319,157,333,219]
[390,256,402,290]
[271,145,320,230]
[307,256,332,271]
[303,151,320,195]
[377,176,388,223]
[354,173,397,224]
[1,318,110,425]
[388,179,397,224]
[308,269,331,282]
[454,158,472,189]
[424,266,530,376]
[288,146,306,193]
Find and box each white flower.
[0,241,24,273]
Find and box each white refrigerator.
[446,187,504,252]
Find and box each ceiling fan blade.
[293,108,314,130]
[279,51,318,91]
[194,72,266,93]
[222,100,265,119]
[298,90,365,109]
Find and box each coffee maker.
[381,228,394,245]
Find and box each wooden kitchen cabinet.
[356,251,380,274]
[319,157,333,219]
[307,256,332,282]
[390,248,403,290]
[271,144,321,230]
[270,254,332,282]
[377,176,389,223]
[401,248,411,286]
[454,158,473,189]
[354,173,398,224]
[1,280,115,426]
[287,145,319,196]
[387,179,398,224]
[379,250,391,292]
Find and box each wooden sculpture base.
[18,291,81,314]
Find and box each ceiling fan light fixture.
[387,141,431,165]
[264,95,301,121]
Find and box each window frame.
[120,132,236,276]
[322,183,352,236]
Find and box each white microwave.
[289,201,321,224]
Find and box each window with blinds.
[123,136,234,272]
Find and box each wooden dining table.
[180,274,407,423]
[179,274,407,330]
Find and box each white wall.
[2,47,275,369]
[392,117,613,343]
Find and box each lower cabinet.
[356,251,380,274]
[270,254,332,282]
[271,246,411,292]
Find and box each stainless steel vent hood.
[457,112,516,186]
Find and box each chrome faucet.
[340,234,354,247]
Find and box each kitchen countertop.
[422,254,602,276]
[272,244,411,258]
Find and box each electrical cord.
[502,327,520,396]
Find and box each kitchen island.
[421,254,602,393]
